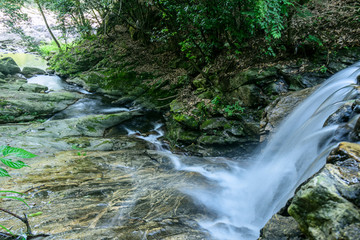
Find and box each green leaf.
[29,211,43,217]
[0,190,24,195]
[1,158,29,169]
[0,196,29,208]
[1,146,37,159]
[0,168,11,177]
[0,224,14,236]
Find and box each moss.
[178,130,200,142]
[173,113,199,129]
[86,126,97,132]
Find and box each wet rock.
[21,66,46,78]
[259,214,307,240]
[0,90,81,123]
[29,111,143,138]
[18,83,48,93]
[288,142,360,240]
[67,76,99,92]
[0,57,21,75]
[0,149,210,239]
[260,86,317,140]
[324,99,360,143]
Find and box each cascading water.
[187,61,360,239]
[126,61,360,239]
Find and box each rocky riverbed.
[1,30,360,240]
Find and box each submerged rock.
[0,149,210,240]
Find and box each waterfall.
[186,61,360,239]
[126,61,360,239]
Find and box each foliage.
[0,145,36,177]
[211,95,245,118]
[0,146,38,239]
[224,102,245,117]
[38,40,71,56]
[71,145,87,156]
[149,0,298,63]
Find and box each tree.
[35,0,62,50]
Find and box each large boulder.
[22,66,46,78]
[0,86,81,123]
[288,142,360,240]
[0,57,21,75]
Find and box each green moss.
[86,126,97,132]
[173,113,199,129]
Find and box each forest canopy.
[1,0,359,63]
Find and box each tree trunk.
[36,0,62,51]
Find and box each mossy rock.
[0,57,21,75]
[166,119,200,144]
[198,133,239,145]
[22,67,46,78]
[288,142,360,240]
[170,100,200,129]
[173,113,199,129]
[229,67,278,90]
[170,99,185,113]
[233,84,264,108]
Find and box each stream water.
[10,53,360,239]
[124,61,360,239]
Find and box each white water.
[127,61,360,239]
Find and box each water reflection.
[0,52,48,70]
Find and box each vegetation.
[0,146,44,239]
[2,0,359,63]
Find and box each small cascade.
[127,61,360,239]
[26,74,137,120]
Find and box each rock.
[323,99,360,143]
[229,67,278,90]
[0,57,21,75]
[170,100,199,129]
[193,74,207,88]
[21,66,46,78]
[18,83,48,93]
[233,84,264,107]
[5,111,142,141]
[0,88,81,123]
[288,142,360,240]
[328,62,348,73]
[260,86,317,140]
[0,149,210,240]
[66,71,108,93]
[265,78,289,95]
[259,214,307,240]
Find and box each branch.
[0,208,32,235]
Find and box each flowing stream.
[125,61,360,239]
[13,53,360,239]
